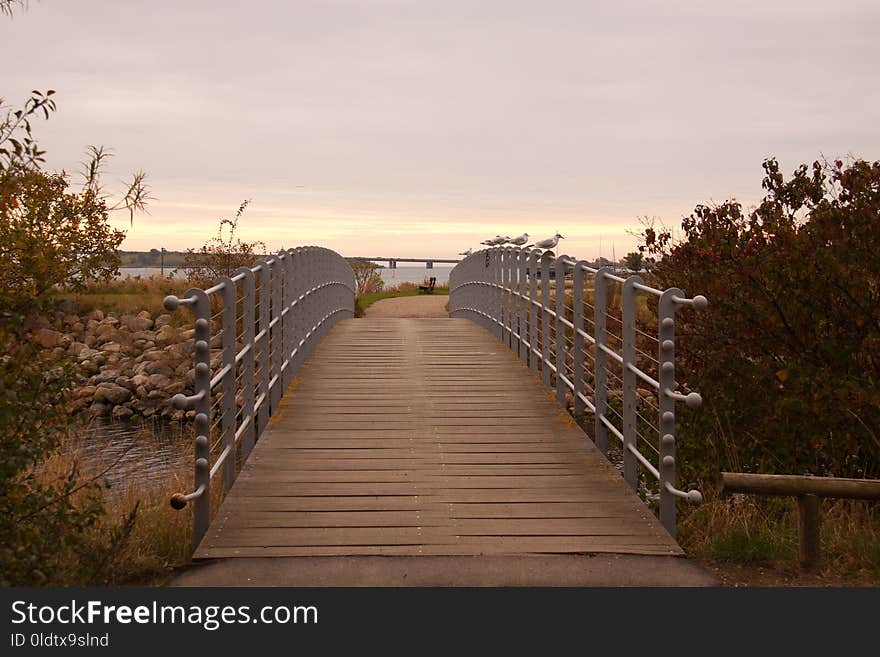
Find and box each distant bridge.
[348,256,461,269]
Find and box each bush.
[182,200,266,286]
[641,158,880,483]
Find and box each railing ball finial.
[685,392,703,409]
[692,295,708,310]
[170,493,188,510]
[686,490,704,504]
[172,393,188,410]
[163,295,180,311]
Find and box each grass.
[679,492,880,585]
[356,282,450,317]
[33,421,192,585]
[51,276,191,323]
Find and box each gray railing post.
[555,255,569,406]
[500,248,509,347]
[518,249,528,362]
[254,259,271,437]
[282,251,293,388]
[593,267,612,454]
[621,275,643,490]
[572,261,587,418]
[528,250,539,372]
[658,287,681,537]
[190,288,211,549]
[217,276,237,493]
[493,248,503,340]
[235,266,256,458]
[540,252,553,388]
[269,256,282,412]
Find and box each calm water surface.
[118,266,453,286]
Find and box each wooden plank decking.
[194,317,682,560]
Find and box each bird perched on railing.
[481,235,510,246]
[458,248,473,256]
[508,233,529,247]
[526,233,565,251]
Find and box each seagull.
[484,235,510,246]
[458,248,473,256]
[508,233,529,247]
[526,232,565,250]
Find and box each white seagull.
[458,248,473,256]
[526,232,565,252]
[508,233,529,247]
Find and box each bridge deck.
[195,318,682,559]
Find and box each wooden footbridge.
[164,247,713,586]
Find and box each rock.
[71,322,85,335]
[94,383,132,405]
[143,362,174,377]
[86,309,104,322]
[164,381,186,395]
[180,329,195,340]
[32,328,64,349]
[88,402,109,416]
[155,325,179,347]
[115,376,132,389]
[84,334,97,348]
[112,405,134,420]
[67,341,88,357]
[93,369,121,384]
[76,385,97,399]
[154,314,172,329]
[142,407,157,418]
[147,389,167,400]
[135,385,149,399]
[123,314,153,332]
[130,374,149,388]
[147,373,171,390]
[77,347,100,362]
[102,342,122,353]
[63,313,80,326]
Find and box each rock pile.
[29,308,208,422]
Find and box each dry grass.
[679,492,880,586]
[34,423,192,585]
[52,276,190,323]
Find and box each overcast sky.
[3,0,878,258]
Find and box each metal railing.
[162,247,356,547]
[449,247,708,536]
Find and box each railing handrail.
[448,246,707,537]
[163,246,356,548]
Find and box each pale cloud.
[2,0,878,259]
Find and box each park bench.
[718,472,880,569]
[418,277,436,294]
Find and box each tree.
[623,252,643,271]
[348,260,384,296]
[641,157,880,482]
[0,169,125,312]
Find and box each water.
[118,265,453,286]
[70,420,190,497]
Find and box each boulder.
[68,341,88,357]
[94,383,131,405]
[154,314,172,329]
[32,328,64,349]
[155,325,179,347]
[76,385,97,399]
[77,347,101,362]
[93,369,122,384]
[88,402,109,416]
[112,405,134,420]
[163,381,186,395]
[123,314,153,332]
[102,342,122,353]
[86,309,104,322]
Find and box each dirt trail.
[364,295,449,318]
